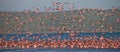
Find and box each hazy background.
[0,0,120,12]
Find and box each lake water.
[0,48,120,52]
[0,32,120,41]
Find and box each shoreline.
[0,31,120,35]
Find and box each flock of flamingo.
[0,2,120,49]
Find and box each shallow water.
[0,32,120,41]
[0,48,120,52]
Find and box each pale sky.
[0,0,120,12]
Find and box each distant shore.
[0,8,120,34]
